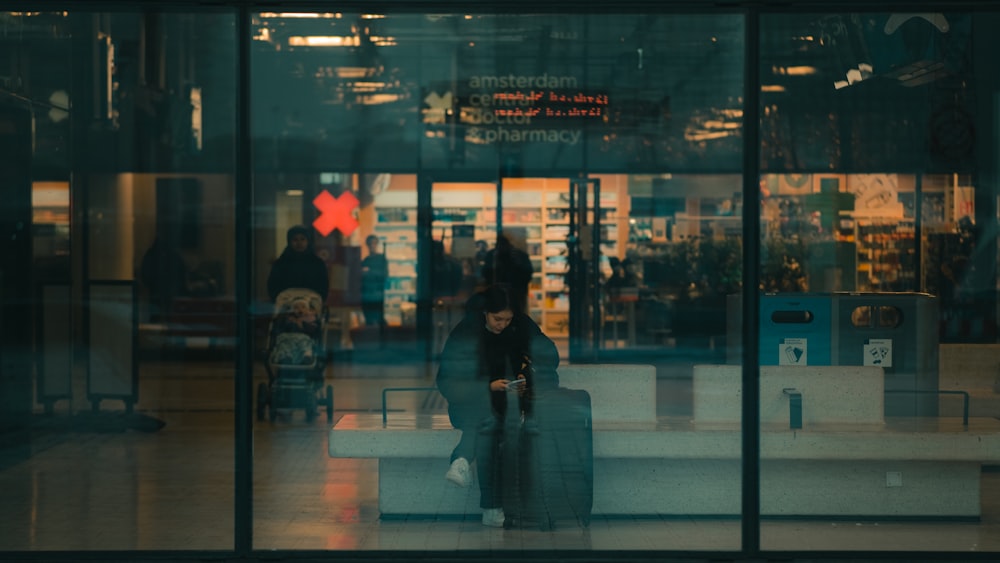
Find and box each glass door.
[424,174,622,362]
[567,177,603,362]
[426,177,502,356]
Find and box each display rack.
[372,180,625,334]
[372,190,419,326]
[854,218,916,292]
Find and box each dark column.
[0,104,35,425]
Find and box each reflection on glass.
[252,10,745,553]
[760,11,999,553]
[0,10,238,552]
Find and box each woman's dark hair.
[482,283,515,315]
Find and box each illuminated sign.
[481,90,609,119]
[423,73,612,146]
[313,190,359,236]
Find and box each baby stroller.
[256,288,334,423]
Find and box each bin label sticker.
[864,339,893,367]
[780,338,808,365]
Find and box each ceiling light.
[259,12,341,19]
[351,81,387,91]
[833,63,873,90]
[336,67,373,78]
[784,65,817,76]
[288,35,359,47]
[362,93,403,105]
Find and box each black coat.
[266,248,330,302]
[481,247,534,311]
[436,312,558,427]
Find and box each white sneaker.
[445,457,471,488]
[482,507,505,528]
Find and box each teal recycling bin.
[758,294,834,366]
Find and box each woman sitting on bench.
[435,283,558,528]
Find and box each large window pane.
[759,11,1000,552]
[251,10,745,552]
[0,10,237,551]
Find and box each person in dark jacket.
[360,234,388,327]
[481,231,534,314]
[266,225,330,302]
[431,239,463,299]
[435,284,559,527]
[140,236,189,321]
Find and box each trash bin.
[728,292,940,417]
[833,292,939,417]
[727,293,835,366]
[759,293,835,366]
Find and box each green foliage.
[655,236,743,303]
[652,234,808,299]
[760,235,808,293]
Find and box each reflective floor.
[0,357,998,555]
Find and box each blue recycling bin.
[758,294,835,366]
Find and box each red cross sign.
[313,190,359,236]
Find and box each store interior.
[29,169,982,362]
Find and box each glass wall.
[249,10,746,552]
[757,11,1000,552]
[0,9,239,551]
[0,2,997,561]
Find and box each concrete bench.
[329,364,658,516]
[329,364,1000,519]
[939,343,1000,417]
[691,364,1000,519]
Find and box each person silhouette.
[140,236,189,321]
[481,231,534,314]
[266,225,329,302]
[360,234,388,328]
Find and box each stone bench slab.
[330,414,1000,517]
[329,360,1000,518]
[330,413,1000,462]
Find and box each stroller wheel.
[325,385,334,423]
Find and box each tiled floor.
[0,358,998,556]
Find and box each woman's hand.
[490,379,509,392]
[515,374,527,397]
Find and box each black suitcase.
[502,387,594,530]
